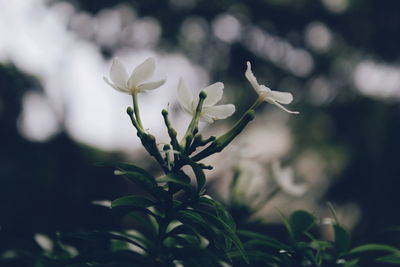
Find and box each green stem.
[192,110,255,161]
[132,92,144,130]
[127,107,168,173]
[180,91,207,149]
[191,96,264,162]
[143,134,169,173]
[162,109,181,162]
[127,107,145,136]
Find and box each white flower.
[104,57,166,94]
[272,161,308,197]
[177,78,235,123]
[245,61,299,114]
[234,159,268,205]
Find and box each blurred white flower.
[272,161,308,196]
[34,234,53,252]
[234,159,268,205]
[104,57,166,94]
[177,78,235,123]
[245,61,299,114]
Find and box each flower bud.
[163,144,171,151]
[126,106,134,115]
[199,91,207,99]
[169,128,177,138]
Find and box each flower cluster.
[104,57,298,125]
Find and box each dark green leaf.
[178,210,208,226]
[169,247,222,266]
[114,163,158,197]
[180,155,206,193]
[157,171,191,189]
[289,210,316,240]
[377,253,400,264]
[59,250,152,266]
[198,196,237,251]
[195,209,248,263]
[244,239,287,251]
[199,195,236,230]
[111,195,156,209]
[167,224,200,239]
[165,234,200,248]
[228,250,281,264]
[237,230,290,251]
[334,224,351,255]
[277,209,292,237]
[348,244,399,254]
[177,210,226,254]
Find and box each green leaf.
[199,196,236,251]
[169,247,222,266]
[228,250,281,264]
[289,210,316,240]
[199,195,236,230]
[334,224,351,255]
[111,195,156,209]
[59,250,152,266]
[165,234,201,248]
[157,171,192,189]
[167,224,201,243]
[237,230,290,251]
[277,208,292,238]
[348,244,399,255]
[194,209,248,263]
[114,162,155,179]
[244,239,287,251]
[176,210,218,246]
[377,253,400,264]
[114,163,158,197]
[177,210,208,227]
[180,155,206,193]
[342,258,359,267]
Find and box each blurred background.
[1,0,400,260]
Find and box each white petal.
[202,104,235,121]
[177,78,194,114]
[267,98,299,114]
[103,77,129,93]
[199,114,215,123]
[128,57,156,89]
[203,82,224,107]
[245,61,261,93]
[272,162,307,196]
[109,58,128,89]
[284,182,308,197]
[259,85,272,93]
[266,90,293,104]
[137,79,166,92]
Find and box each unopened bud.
[162,109,168,116]
[199,91,207,99]
[126,106,134,115]
[169,128,177,137]
[208,136,216,142]
[163,144,171,151]
[185,134,193,142]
